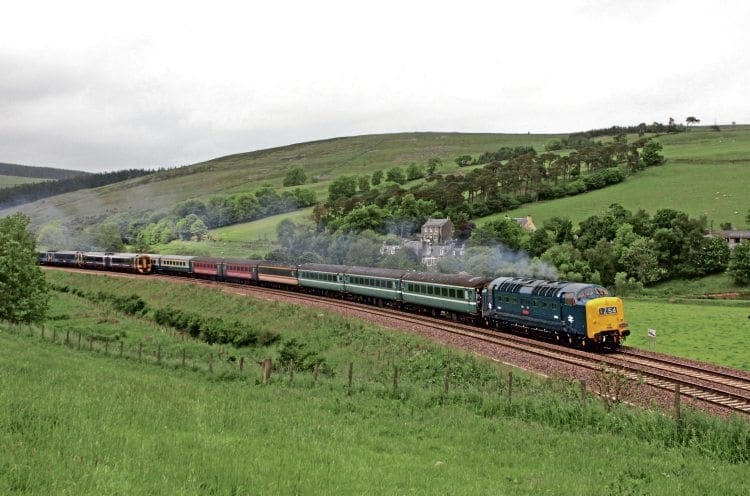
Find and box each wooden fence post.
[239,356,244,372]
[288,362,294,385]
[263,358,272,384]
[65,330,70,346]
[674,383,682,426]
[52,328,56,343]
[507,371,513,403]
[104,340,109,354]
[348,362,354,393]
[579,379,587,406]
[313,362,320,384]
[119,341,124,358]
[443,367,451,395]
[393,366,399,392]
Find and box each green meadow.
[1,270,748,494]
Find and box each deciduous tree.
[0,213,49,323]
[727,242,750,285]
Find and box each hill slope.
[3,128,749,234]
[0,132,562,227]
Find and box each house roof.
[423,218,451,227]
[710,230,750,239]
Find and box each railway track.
[47,267,750,416]
[221,280,750,415]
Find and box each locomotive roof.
[488,276,608,297]
[403,272,493,288]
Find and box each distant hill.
[3,127,750,237]
[0,162,89,180]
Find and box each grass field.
[1,271,748,494]
[0,174,47,188]
[153,208,315,257]
[625,299,750,370]
[490,159,750,229]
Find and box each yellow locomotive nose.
[585,297,629,345]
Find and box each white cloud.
[1,0,749,171]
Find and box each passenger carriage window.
[449,288,456,298]
[442,287,448,297]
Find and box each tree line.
[0,163,89,180]
[0,168,155,209]
[316,136,664,238]
[35,186,317,252]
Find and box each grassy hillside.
[0,175,48,188]
[2,271,747,494]
[487,127,750,228]
[1,132,562,227]
[493,156,750,228]
[3,127,749,251]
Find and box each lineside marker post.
[674,383,682,427]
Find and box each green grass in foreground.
[1,270,748,494]
[2,326,748,496]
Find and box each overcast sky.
[2,0,749,172]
